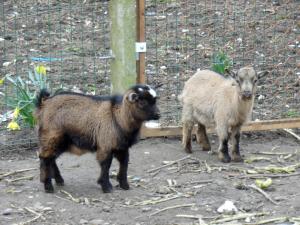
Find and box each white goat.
[179,66,258,163]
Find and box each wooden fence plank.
[141,118,300,138]
[136,0,146,84]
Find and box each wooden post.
[109,0,136,94]
[136,0,146,84]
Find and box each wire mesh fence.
[0,0,111,96]
[0,0,111,150]
[0,0,299,151]
[145,0,299,126]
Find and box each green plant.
[285,109,300,118]
[5,65,49,129]
[211,51,233,75]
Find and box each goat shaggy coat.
[35,85,160,193]
[179,66,257,163]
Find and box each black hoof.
[117,175,129,190]
[119,181,130,190]
[98,179,113,193]
[184,148,192,154]
[102,184,113,193]
[44,183,54,193]
[232,155,244,163]
[218,152,231,163]
[222,156,231,163]
[55,177,65,186]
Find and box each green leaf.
[255,178,272,189]
[211,51,233,75]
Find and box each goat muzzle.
[242,91,253,100]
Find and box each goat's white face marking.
[136,85,157,98]
[148,87,157,98]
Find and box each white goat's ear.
[128,93,138,102]
[257,71,268,79]
[229,70,237,79]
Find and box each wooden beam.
[136,0,146,84]
[110,0,136,94]
[141,118,300,138]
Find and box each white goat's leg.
[230,126,243,162]
[216,124,231,163]
[196,123,211,151]
[182,121,194,153]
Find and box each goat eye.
[254,79,257,83]
[139,100,147,107]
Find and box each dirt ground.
[1,131,299,225]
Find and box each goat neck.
[114,101,142,133]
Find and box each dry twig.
[14,207,46,225]
[147,155,191,173]
[6,175,34,183]
[247,216,288,225]
[255,151,294,156]
[24,207,45,220]
[17,214,43,225]
[149,203,195,217]
[176,214,209,225]
[189,179,213,185]
[284,128,300,141]
[209,212,267,224]
[135,194,188,206]
[231,172,300,179]
[204,161,212,173]
[247,184,278,205]
[0,168,36,180]
[60,190,80,203]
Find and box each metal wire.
[0,0,111,96]
[0,1,111,149]
[0,0,299,151]
[145,0,299,126]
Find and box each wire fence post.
[109,0,136,94]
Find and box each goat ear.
[229,70,237,79]
[257,70,269,79]
[128,93,138,102]
[154,83,164,89]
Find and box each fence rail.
[142,118,300,138]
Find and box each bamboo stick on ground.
[247,184,278,205]
[149,203,195,217]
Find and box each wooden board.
[136,0,146,84]
[141,118,300,138]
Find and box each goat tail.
[35,88,50,108]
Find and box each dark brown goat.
[35,84,160,193]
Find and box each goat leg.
[182,122,193,153]
[231,130,243,162]
[196,123,211,151]
[52,159,64,186]
[97,152,113,193]
[40,156,54,193]
[218,138,231,163]
[114,150,129,190]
